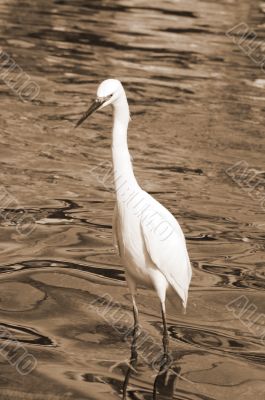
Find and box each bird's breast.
[115,200,154,286]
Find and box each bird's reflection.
[153,355,181,399]
[122,327,182,400]
[122,320,139,399]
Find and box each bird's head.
[75,79,124,128]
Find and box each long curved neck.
[111,94,139,196]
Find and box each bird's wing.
[139,191,192,309]
[112,203,121,256]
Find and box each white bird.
[76,79,192,392]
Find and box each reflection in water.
[122,299,139,400]
[122,322,180,400]
[152,353,175,400]
[0,0,264,399]
[152,304,172,400]
[153,363,181,400]
[122,333,138,399]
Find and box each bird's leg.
[122,295,139,400]
[131,295,139,361]
[153,302,172,400]
[161,302,169,362]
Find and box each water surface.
[0,0,264,399]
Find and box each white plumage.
[76,79,192,383]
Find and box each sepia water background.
[0,0,264,399]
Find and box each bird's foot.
[153,351,172,377]
[162,352,171,366]
[109,358,137,374]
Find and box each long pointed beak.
[75,94,113,128]
[75,98,104,128]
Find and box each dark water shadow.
[152,357,181,400]
[122,334,182,400]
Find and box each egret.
[76,79,192,397]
